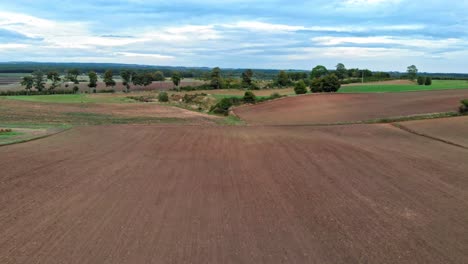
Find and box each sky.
[0,0,467,72]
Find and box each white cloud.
[312,36,462,49]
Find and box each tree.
[335,63,347,80]
[417,76,425,85]
[241,69,253,87]
[243,91,256,104]
[46,71,61,90]
[66,69,80,84]
[153,71,165,81]
[311,65,329,79]
[277,70,290,87]
[210,67,224,89]
[32,70,45,91]
[132,72,152,88]
[407,65,418,81]
[310,74,341,93]
[294,80,308,94]
[171,72,182,89]
[425,76,432,86]
[20,76,34,94]
[120,70,134,93]
[88,71,98,93]
[103,70,116,90]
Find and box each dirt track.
[1,124,468,264]
[234,89,468,125]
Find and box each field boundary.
[391,122,468,150]
[0,126,72,147]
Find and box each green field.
[339,80,468,93]
[0,130,23,139]
[6,94,134,104]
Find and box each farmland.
[234,89,468,125]
[1,75,468,263]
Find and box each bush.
[460,99,468,114]
[294,80,307,94]
[243,91,256,104]
[210,97,242,115]
[417,76,425,85]
[158,92,169,102]
[0,128,12,133]
[73,86,79,93]
[425,77,432,86]
[310,74,341,93]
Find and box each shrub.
[210,97,242,115]
[294,80,308,94]
[269,92,282,99]
[243,91,256,104]
[310,74,341,93]
[0,128,12,133]
[417,76,425,85]
[460,99,468,114]
[425,77,432,86]
[158,92,169,102]
[73,86,79,93]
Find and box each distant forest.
[1,62,467,80]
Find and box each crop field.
[234,89,468,125]
[339,80,468,93]
[1,87,467,264]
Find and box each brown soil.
[234,90,468,125]
[0,98,219,125]
[0,125,467,263]
[396,116,468,148]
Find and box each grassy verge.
[215,115,245,126]
[339,80,468,93]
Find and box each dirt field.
[234,90,468,125]
[0,124,467,264]
[396,116,468,148]
[0,98,218,125]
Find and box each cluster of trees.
[278,65,341,94]
[20,69,173,93]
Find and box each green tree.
[241,69,254,87]
[210,67,224,89]
[46,71,61,90]
[294,80,308,94]
[277,70,290,87]
[425,76,432,86]
[88,71,98,93]
[310,74,341,93]
[417,76,425,85]
[103,70,116,90]
[66,69,80,84]
[407,65,418,81]
[32,70,45,91]
[20,76,34,94]
[153,71,165,81]
[335,63,347,80]
[120,70,134,93]
[171,71,182,89]
[311,65,329,79]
